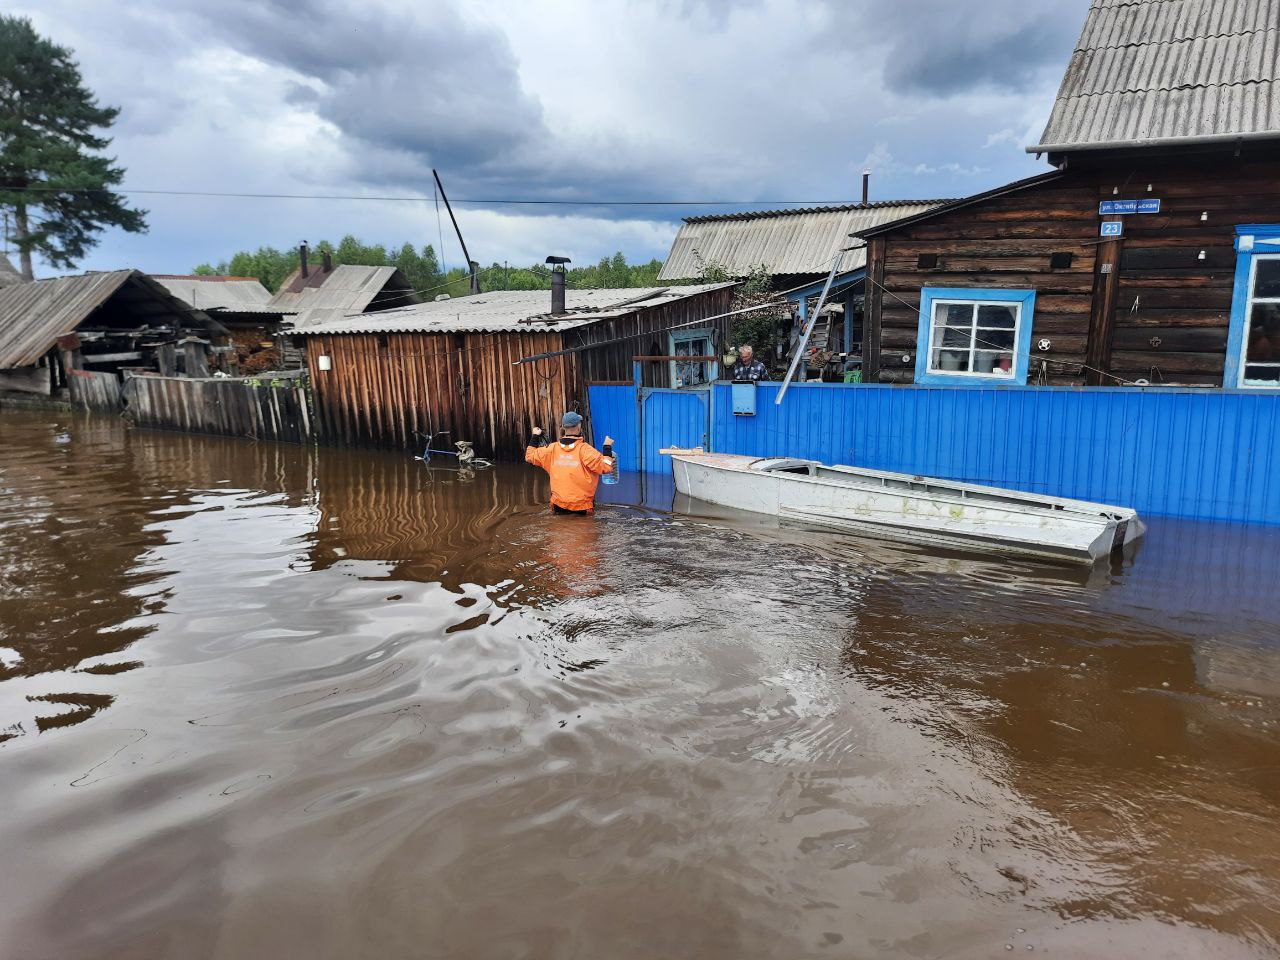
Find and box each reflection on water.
[1,409,1279,959]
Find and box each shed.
[855,0,1280,390]
[153,274,298,374]
[292,283,737,459]
[0,270,226,405]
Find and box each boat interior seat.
[751,458,820,476]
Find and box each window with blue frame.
[1226,226,1280,388]
[914,288,1036,386]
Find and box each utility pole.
[432,169,480,295]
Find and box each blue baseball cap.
[561,411,584,428]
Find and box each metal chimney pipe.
[551,267,566,315]
[299,243,309,278]
[322,251,333,272]
[545,255,571,315]
[861,170,870,206]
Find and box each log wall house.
[858,0,1280,391]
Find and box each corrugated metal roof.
[152,275,273,309]
[0,270,210,369]
[0,255,24,289]
[270,265,419,325]
[1031,0,1280,152]
[658,201,951,280]
[290,283,737,336]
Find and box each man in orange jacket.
[525,411,616,514]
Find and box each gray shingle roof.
[658,201,951,280]
[1031,0,1280,153]
[270,264,419,325]
[152,275,273,309]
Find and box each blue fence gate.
[585,382,709,475]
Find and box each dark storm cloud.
[838,0,1086,96]
[175,0,547,178]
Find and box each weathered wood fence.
[67,369,124,412]
[123,373,314,444]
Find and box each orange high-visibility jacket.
[525,438,614,512]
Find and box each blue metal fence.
[588,381,1280,524]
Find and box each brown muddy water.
[1,410,1279,960]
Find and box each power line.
[0,184,855,207]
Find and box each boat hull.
[669,453,1144,566]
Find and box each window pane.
[976,304,1017,329]
[1254,259,1280,299]
[1244,364,1280,384]
[975,351,1015,375]
[1246,302,1280,362]
[932,324,971,348]
[933,303,973,328]
[932,348,971,373]
[974,328,1015,350]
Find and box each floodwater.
[1,411,1279,960]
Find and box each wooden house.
[660,200,947,379]
[856,0,1280,389]
[294,283,737,459]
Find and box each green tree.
[198,242,667,295]
[0,16,146,279]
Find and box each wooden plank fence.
[68,369,123,412]
[123,373,314,444]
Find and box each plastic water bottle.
[601,451,619,485]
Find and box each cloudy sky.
[12,0,1090,277]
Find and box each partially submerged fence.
[67,369,123,412]
[124,372,313,444]
[587,381,1280,524]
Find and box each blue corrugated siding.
[641,389,709,474]
[586,385,639,472]
[593,381,1280,524]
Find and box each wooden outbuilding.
[856,0,1280,390]
[153,274,298,374]
[0,270,228,408]
[294,283,737,459]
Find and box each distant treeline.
[194,236,666,295]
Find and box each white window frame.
[924,298,1024,381]
[1235,253,1280,388]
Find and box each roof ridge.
[683,199,955,224]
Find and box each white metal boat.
[665,450,1145,565]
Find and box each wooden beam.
[631,355,717,362]
[1085,237,1123,385]
[862,236,885,381]
[82,351,143,364]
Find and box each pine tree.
[0,16,146,279]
